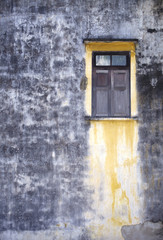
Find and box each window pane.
[96,72,108,87]
[96,55,111,66]
[112,70,129,116]
[96,90,108,115]
[112,55,127,66]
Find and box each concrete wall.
[0,0,162,239]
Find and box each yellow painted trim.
[85,41,137,116]
[86,118,138,121]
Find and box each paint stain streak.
[101,121,136,225]
[87,119,139,239]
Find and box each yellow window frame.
[85,41,137,118]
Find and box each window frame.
[93,51,130,68]
[84,41,138,120]
[92,51,131,118]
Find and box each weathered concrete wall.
[0,0,91,237]
[0,0,162,239]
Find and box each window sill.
[85,116,138,121]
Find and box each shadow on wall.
[121,221,163,240]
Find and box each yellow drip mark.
[110,190,132,226]
[121,190,132,223]
[123,157,137,167]
[125,123,133,155]
[93,123,98,145]
[88,119,140,240]
[101,120,137,225]
[89,224,105,239]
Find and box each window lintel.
[83,38,139,44]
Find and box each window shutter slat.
[92,69,111,116]
[111,70,129,117]
[96,89,108,116]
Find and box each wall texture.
[0,0,162,239]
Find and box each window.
[92,52,130,117]
[84,41,137,119]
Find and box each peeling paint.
[86,120,140,239]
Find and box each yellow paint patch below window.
[85,120,140,240]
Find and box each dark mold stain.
[147,29,157,33]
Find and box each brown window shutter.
[111,70,130,117]
[92,69,111,116]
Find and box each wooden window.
[92,52,130,117]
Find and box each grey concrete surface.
[0,0,162,239]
